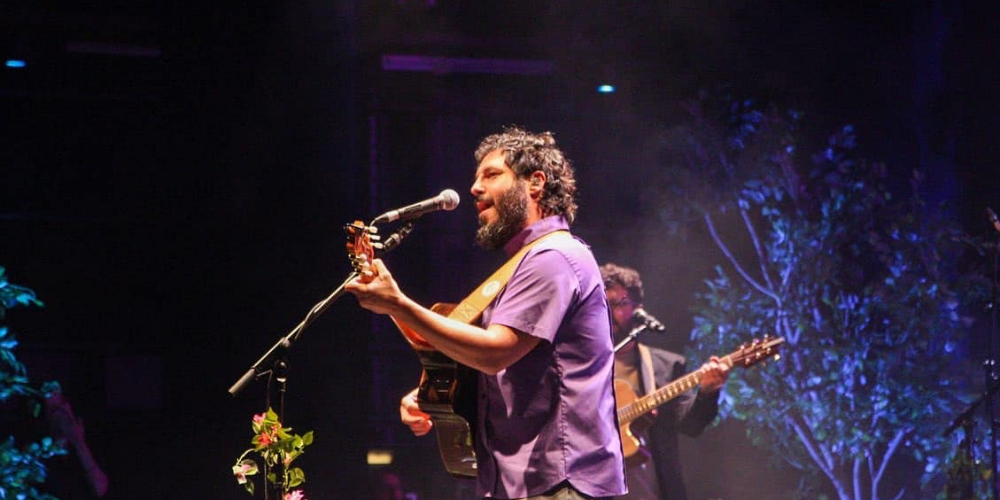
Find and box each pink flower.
[252,412,268,433]
[284,489,306,500]
[257,432,273,446]
[232,461,257,484]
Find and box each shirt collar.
[502,215,570,257]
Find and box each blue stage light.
[597,84,615,93]
[5,59,26,68]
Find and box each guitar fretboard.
[617,355,733,425]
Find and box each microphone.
[988,207,1000,234]
[373,189,460,224]
[632,308,666,332]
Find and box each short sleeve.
[485,248,579,343]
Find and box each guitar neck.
[617,355,730,425]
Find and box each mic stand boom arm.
[226,270,357,500]
[228,270,359,397]
[225,218,416,499]
[614,324,652,354]
[228,219,416,396]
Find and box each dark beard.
[475,181,529,250]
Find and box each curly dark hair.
[474,126,578,224]
[599,262,644,304]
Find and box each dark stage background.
[2,1,999,499]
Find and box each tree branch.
[704,211,780,302]
[853,458,862,500]
[740,207,778,294]
[783,314,799,344]
[801,401,841,478]
[811,306,823,334]
[786,415,851,500]
[873,428,909,488]
[868,453,876,500]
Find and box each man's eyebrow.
[476,165,504,175]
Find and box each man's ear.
[528,172,546,197]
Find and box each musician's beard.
[475,181,529,250]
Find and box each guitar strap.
[637,343,657,396]
[446,230,571,325]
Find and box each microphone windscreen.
[440,189,460,211]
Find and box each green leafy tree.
[645,94,991,499]
[1,266,67,500]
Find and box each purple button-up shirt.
[476,215,627,499]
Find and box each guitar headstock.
[345,221,379,281]
[730,335,785,368]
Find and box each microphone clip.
[379,221,415,253]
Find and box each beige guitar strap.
[447,230,571,325]
[637,344,657,396]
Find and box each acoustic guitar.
[346,221,478,478]
[616,335,784,463]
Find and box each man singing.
[347,127,627,500]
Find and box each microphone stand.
[227,271,357,500]
[228,220,415,397]
[988,227,1000,500]
[226,220,415,499]
[228,271,359,397]
[943,379,1000,438]
[940,212,1000,499]
[614,324,652,354]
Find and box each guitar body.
[614,379,653,466]
[396,303,479,478]
[415,350,479,478]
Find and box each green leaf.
[287,467,306,488]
